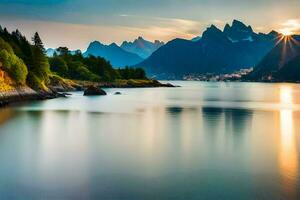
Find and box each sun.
[280,28,293,36]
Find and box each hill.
[275,54,300,81]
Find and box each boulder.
[84,86,107,96]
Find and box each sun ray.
[274,34,284,47]
[279,36,288,68]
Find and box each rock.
[83,85,107,96]
[60,92,72,96]
[114,92,122,95]
[163,83,177,87]
[55,92,72,98]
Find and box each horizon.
[0,0,300,50]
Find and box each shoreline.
[0,86,66,107]
[0,79,176,107]
[2,79,300,107]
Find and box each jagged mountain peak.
[232,20,248,28]
[224,24,231,32]
[209,24,221,31]
[120,37,165,59]
[203,25,223,35]
[84,41,143,67]
[226,20,253,32]
[223,20,256,42]
[202,25,228,42]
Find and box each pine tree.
[32,32,45,51]
[28,32,50,89]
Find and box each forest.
[0,26,147,91]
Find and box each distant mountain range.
[83,41,143,67]
[46,20,300,82]
[245,35,300,81]
[120,37,164,59]
[82,37,164,68]
[135,20,281,79]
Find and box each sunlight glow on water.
[0,82,299,199]
[279,86,298,198]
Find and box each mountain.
[223,20,255,42]
[136,20,280,79]
[120,37,164,59]
[84,41,143,67]
[246,35,300,81]
[275,55,300,81]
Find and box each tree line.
[49,47,147,82]
[0,26,147,90]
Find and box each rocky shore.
[75,79,176,89]
[0,86,68,107]
[0,78,176,107]
[0,86,42,107]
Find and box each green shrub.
[0,49,28,85]
[0,37,14,54]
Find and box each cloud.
[279,19,300,35]
[116,15,203,37]
[0,17,203,50]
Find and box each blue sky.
[0,0,299,50]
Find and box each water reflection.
[278,86,299,198]
[202,107,252,162]
[202,107,253,140]
[1,82,300,199]
[0,108,14,126]
[36,111,91,194]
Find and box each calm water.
[0,81,300,199]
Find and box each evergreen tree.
[27,32,50,89]
[32,32,45,51]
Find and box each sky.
[0,0,300,50]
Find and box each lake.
[0,81,299,199]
